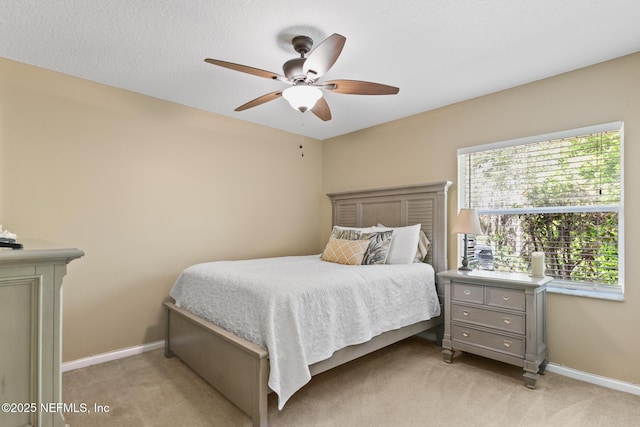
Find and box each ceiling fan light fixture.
[282,85,322,112]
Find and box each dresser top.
[438,268,552,288]
[0,239,84,265]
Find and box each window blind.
[460,125,621,213]
[457,122,623,288]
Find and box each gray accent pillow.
[360,230,394,265]
[330,226,362,241]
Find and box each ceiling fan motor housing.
[283,36,314,82]
[292,35,313,55]
[283,57,307,82]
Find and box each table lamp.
[451,208,483,271]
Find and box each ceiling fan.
[204,33,399,121]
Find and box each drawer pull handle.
[462,311,470,316]
[464,290,472,296]
[462,331,470,337]
[503,340,512,348]
[503,318,512,324]
[502,296,510,301]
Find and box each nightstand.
[438,269,551,388]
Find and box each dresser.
[438,269,550,388]
[0,241,84,427]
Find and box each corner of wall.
[0,109,4,222]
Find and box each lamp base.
[458,233,476,271]
[459,255,473,271]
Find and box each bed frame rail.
[165,302,269,427]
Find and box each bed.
[164,181,451,427]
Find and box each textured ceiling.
[2,0,639,140]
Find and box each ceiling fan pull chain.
[299,114,305,157]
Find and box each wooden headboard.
[327,181,452,278]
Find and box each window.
[458,122,623,299]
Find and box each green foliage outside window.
[478,211,618,285]
[466,128,621,286]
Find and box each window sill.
[546,283,624,302]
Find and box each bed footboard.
[165,301,442,427]
[164,302,269,427]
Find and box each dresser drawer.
[486,287,525,311]
[451,324,525,358]
[451,304,525,335]
[451,282,484,304]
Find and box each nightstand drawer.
[486,287,525,311]
[451,324,525,358]
[451,304,525,334]
[451,283,484,304]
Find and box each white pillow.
[374,224,421,264]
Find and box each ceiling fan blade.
[323,79,399,95]
[303,33,346,80]
[205,58,288,82]
[235,90,283,112]
[311,97,332,121]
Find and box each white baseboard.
[546,362,640,396]
[62,340,164,372]
[62,342,640,397]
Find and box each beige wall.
[0,58,323,361]
[322,52,640,384]
[2,51,639,386]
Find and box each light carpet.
[62,337,640,426]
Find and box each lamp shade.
[451,208,483,235]
[282,85,323,112]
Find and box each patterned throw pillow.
[321,226,363,259]
[415,230,431,262]
[360,230,394,265]
[330,226,362,241]
[321,238,370,265]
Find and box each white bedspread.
[169,255,440,409]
